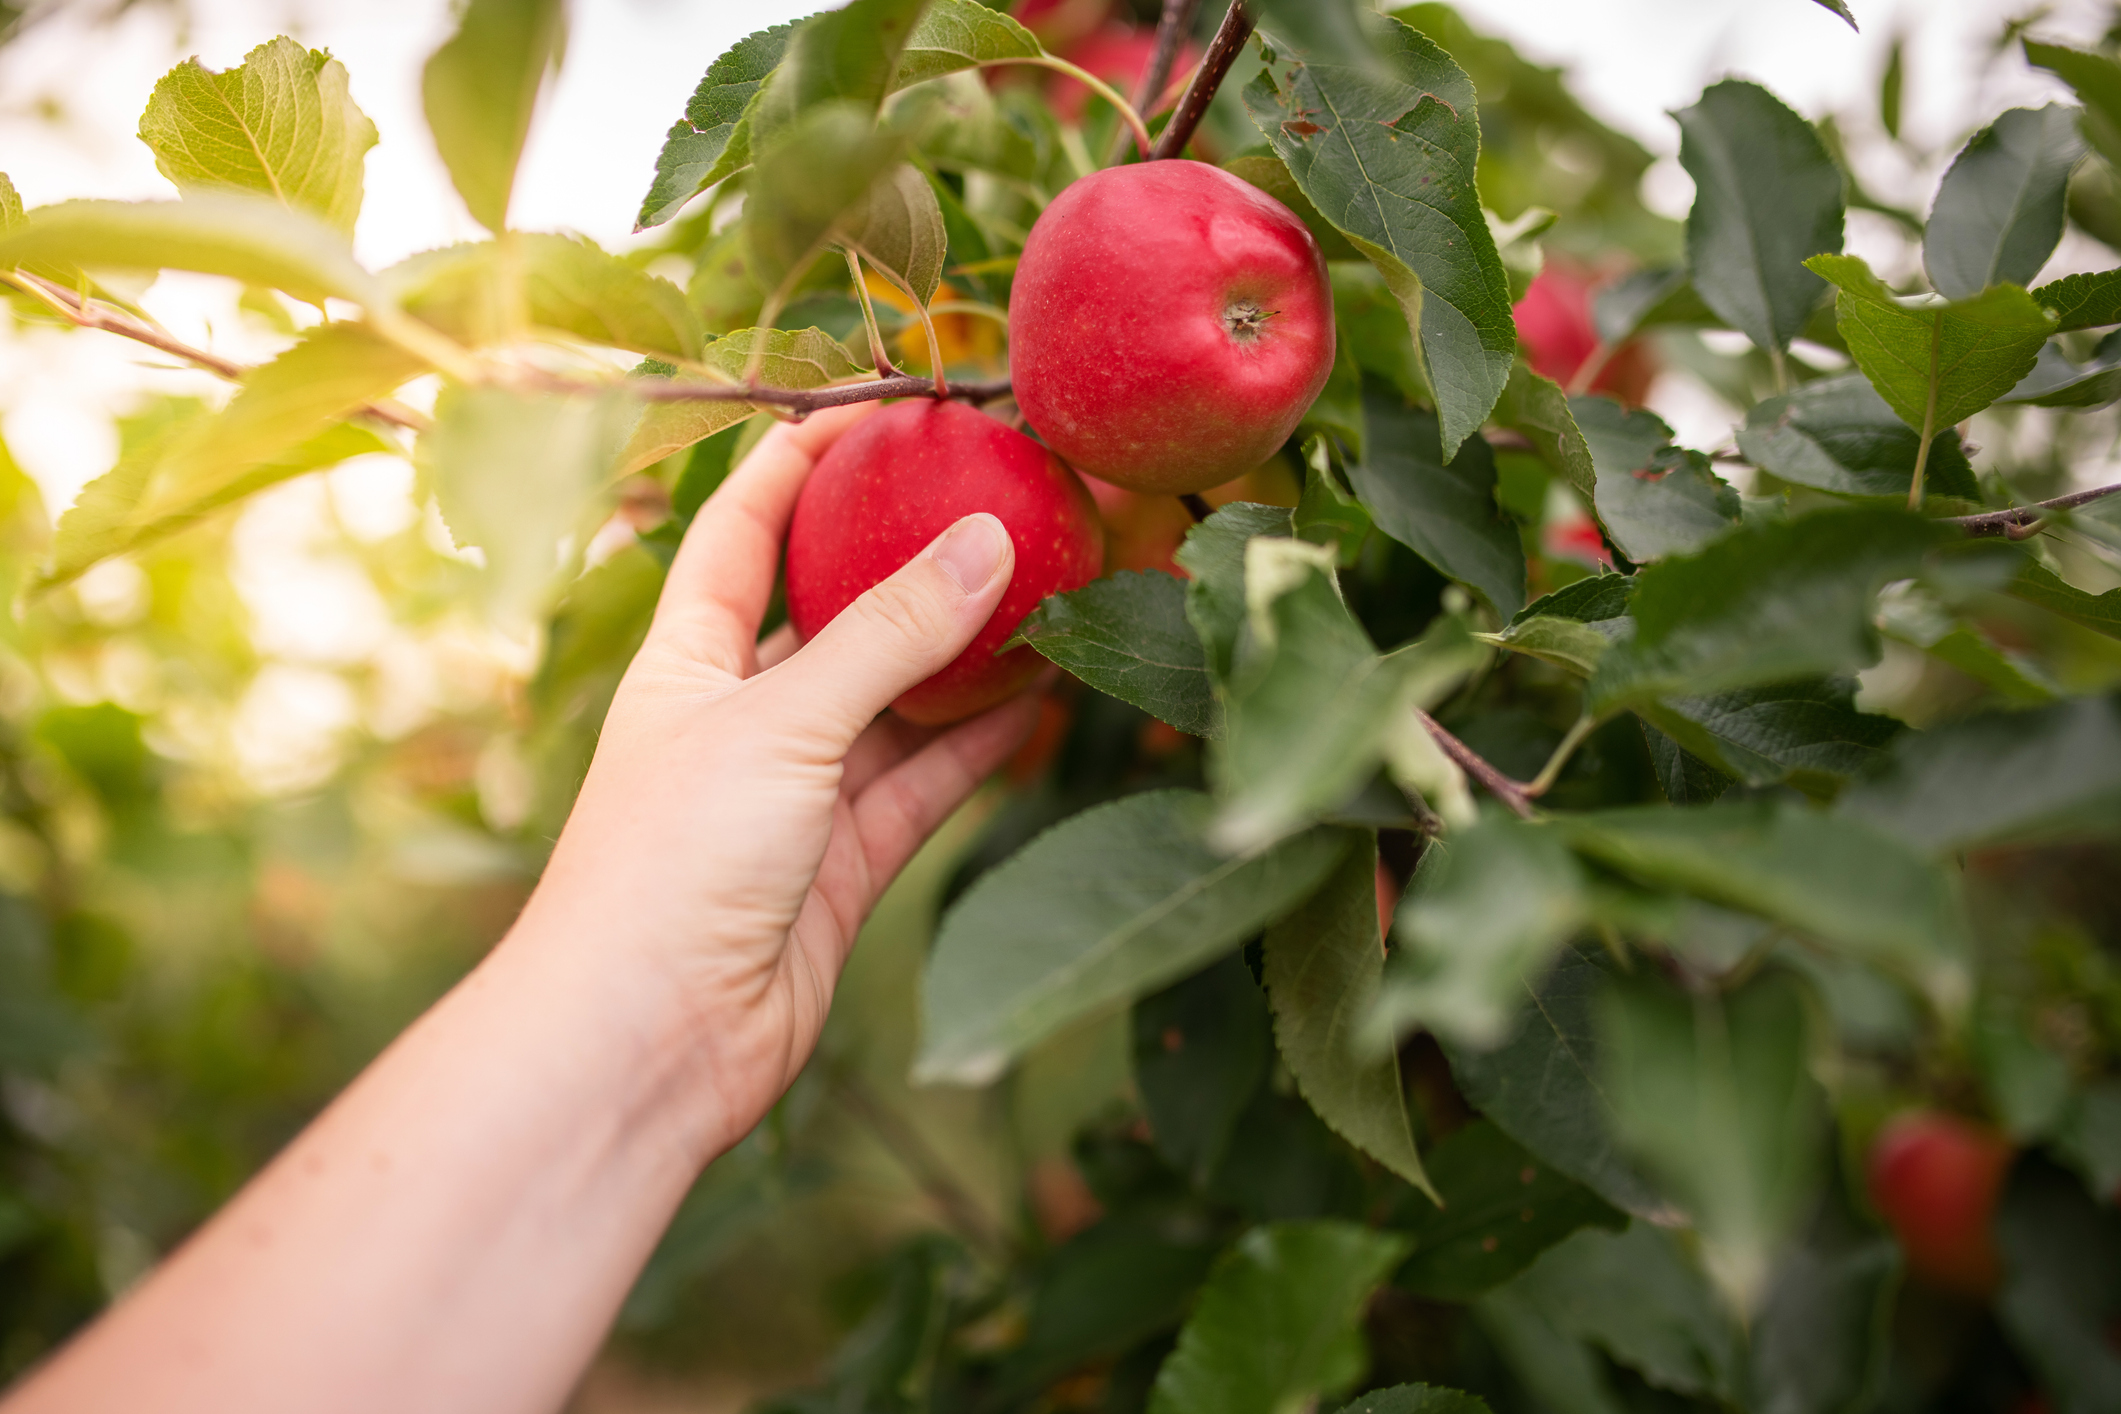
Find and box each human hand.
[513,404,1040,1160]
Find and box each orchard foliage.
[2,0,2121,1410]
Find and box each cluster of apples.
[785,161,1335,725]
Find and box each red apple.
[1011,0,1113,53]
[1514,264,1658,406]
[786,400,1104,726]
[1011,161,1334,495]
[1048,26,1202,124]
[1867,1110,2014,1297]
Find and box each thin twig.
[833,1073,1008,1260]
[1151,0,1255,160]
[1943,482,2121,537]
[1415,708,1536,820]
[621,373,1014,414]
[1523,714,1598,798]
[1110,0,1204,163]
[3,269,427,432]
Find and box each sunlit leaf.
[1148,1221,1409,1414]
[139,37,377,235]
[746,102,906,297]
[1263,836,1432,1197]
[834,162,945,307]
[892,0,1042,88]
[2030,266,2121,332]
[421,0,566,233]
[1675,80,1844,355]
[390,235,703,358]
[1246,17,1515,458]
[618,327,863,476]
[0,172,20,231]
[914,791,1349,1085]
[1925,105,2085,300]
[635,21,796,231]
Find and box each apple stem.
[907,297,951,398]
[844,249,901,379]
[1179,493,1213,523]
[1150,0,1256,161]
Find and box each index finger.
[648,402,877,673]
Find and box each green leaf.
[1134,953,1272,1183]
[1600,970,1823,1305]
[892,0,1042,88]
[1994,1156,2121,1413]
[997,1212,1220,1395]
[1806,252,2055,432]
[1808,0,1859,29]
[1393,1121,1627,1301]
[1747,1219,1900,1414]
[0,172,20,231]
[1558,801,1970,992]
[1479,614,1617,677]
[1925,105,2086,299]
[770,0,928,120]
[2009,560,2121,639]
[41,418,386,595]
[391,234,702,358]
[2024,39,2121,171]
[1148,1221,1410,1414]
[1737,371,1980,499]
[1214,544,1483,852]
[1245,17,1515,458]
[1838,694,2121,852]
[1331,1386,1490,1414]
[914,792,1349,1085]
[1295,436,1372,554]
[0,194,381,308]
[1492,364,1595,502]
[137,37,377,235]
[2002,332,2121,409]
[1635,677,1903,794]
[1589,505,1952,709]
[1263,836,1431,1197]
[745,102,906,296]
[1570,396,1739,562]
[1222,153,1362,261]
[1010,570,1219,737]
[417,385,634,628]
[618,327,861,475]
[1374,813,1589,1051]
[1480,1223,1742,1402]
[1590,266,1708,346]
[834,161,945,307]
[1444,949,1670,1220]
[1512,572,1635,626]
[1176,501,1295,682]
[1350,383,1525,618]
[1674,80,1845,355]
[421,0,565,233]
[635,21,796,231]
[2030,267,2121,332]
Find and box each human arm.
[0,404,1035,1414]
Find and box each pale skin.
[0,403,1037,1414]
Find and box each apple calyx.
[1222,299,1277,344]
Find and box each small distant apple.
[1514,264,1658,405]
[1011,0,1112,53]
[785,400,1104,726]
[1011,161,1335,495]
[1867,1110,2014,1298]
[1048,25,1201,124]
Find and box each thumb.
[761,513,1015,750]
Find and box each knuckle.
[857,574,952,646]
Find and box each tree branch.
[1136,0,1205,118]
[625,372,1014,415]
[2,269,427,432]
[1150,0,1254,160]
[1415,708,1536,820]
[1943,482,2121,537]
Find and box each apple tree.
[2,0,2120,1408]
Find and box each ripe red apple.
[1010,0,1112,53]
[1047,25,1202,125]
[1011,161,1334,495]
[786,399,1104,726]
[1867,1110,2015,1297]
[1514,264,1658,406]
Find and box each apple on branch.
[786,400,1104,727]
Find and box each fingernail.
[929,514,1008,594]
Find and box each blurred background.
[1,0,2119,1409]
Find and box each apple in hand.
[1514,263,1658,406]
[1867,1110,2014,1297]
[1010,160,1335,495]
[786,400,1104,726]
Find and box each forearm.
[4,917,726,1414]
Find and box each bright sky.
[2,0,2119,509]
